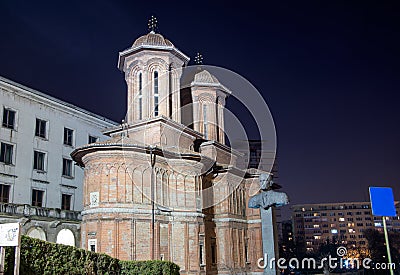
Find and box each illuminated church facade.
[72,21,265,274]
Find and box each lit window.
[62,158,73,177]
[33,151,46,171]
[331,229,338,234]
[63,128,74,146]
[313,224,320,228]
[35,119,47,138]
[138,72,143,120]
[154,71,159,116]
[61,194,72,210]
[339,217,345,222]
[314,236,321,240]
[32,189,44,207]
[199,243,204,265]
[2,108,16,129]
[88,135,98,144]
[0,184,10,203]
[0,142,13,165]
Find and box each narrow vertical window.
[203,105,208,139]
[154,71,159,116]
[138,72,143,120]
[215,98,219,142]
[211,244,217,264]
[168,65,173,118]
[199,243,204,265]
[245,241,249,263]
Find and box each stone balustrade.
[0,203,81,222]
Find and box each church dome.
[132,32,174,48]
[193,70,220,84]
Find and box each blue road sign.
[369,187,396,217]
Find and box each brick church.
[72,20,266,275]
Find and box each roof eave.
[117,45,190,71]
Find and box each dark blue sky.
[1,1,399,204]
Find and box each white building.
[0,76,117,246]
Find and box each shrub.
[4,235,179,275]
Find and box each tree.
[364,228,400,264]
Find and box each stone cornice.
[102,115,203,139]
[71,142,211,168]
[82,207,205,218]
[118,45,190,71]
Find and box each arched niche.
[56,228,75,247]
[26,227,46,241]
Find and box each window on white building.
[63,127,74,146]
[2,108,16,129]
[35,118,47,138]
[88,135,98,144]
[62,158,73,177]
[33,151,46,171]
[0,184,10,203]
[32,189,44,207]
[0,142,13,165]
[61,194,72,210]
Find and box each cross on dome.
[194,52,203,65]
[148,15,158,33]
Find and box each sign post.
[369,187,396,275]
[0,223,21,275]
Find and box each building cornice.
[0,76,118,128]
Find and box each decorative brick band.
[212,218,261,224]
[82,207,205,218]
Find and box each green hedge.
[5,235,179,275]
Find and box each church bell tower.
[117,16,190,124]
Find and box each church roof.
[193,70,220,84]
[132,32,174,48]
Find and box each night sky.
[1,1,399,205]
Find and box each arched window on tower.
[138,72,143,120]
[203,104,208,139]
[154,71,159,116]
